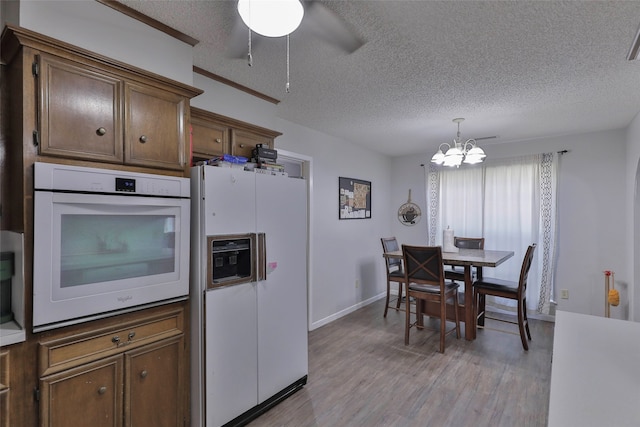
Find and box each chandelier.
[431,118,486,167]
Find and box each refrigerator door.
[255,173,308,403]
[203,166,256,236]
[205,283,258,427]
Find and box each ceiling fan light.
[238,0,304,38]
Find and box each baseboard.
[309,293,386,331]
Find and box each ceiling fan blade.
[302,1,365,53]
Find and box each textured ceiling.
[118,0,640,157]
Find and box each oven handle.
[257,233,266,282]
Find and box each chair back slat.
[454,237,485,249]
[381,237,402,271]
[402,245,444,286]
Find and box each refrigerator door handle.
[257,232,266,281]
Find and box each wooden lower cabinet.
[125,336,183,427]
[0,350,9,427]
[40,355,123,427]
[37,305,186,427]
[40,335,184,427]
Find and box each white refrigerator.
[190,165,308,427]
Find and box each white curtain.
[426,153,557,315]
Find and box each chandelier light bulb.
[238,0,304,38]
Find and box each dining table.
[383,248,514,340]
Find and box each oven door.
[33,191,190,331]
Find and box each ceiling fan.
[226,0,365,60]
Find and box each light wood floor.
[248,298,555,427]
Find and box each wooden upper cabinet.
[190,107,281,163]
[38,52,124,163]
[1,25,203,175]
[125,82,186,170]
[191,110,230,159]
[231,128,274,159]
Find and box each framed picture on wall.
[339,177,371,219]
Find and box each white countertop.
[548,311,640,426]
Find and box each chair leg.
[405,293,411,345]
[477,292,486,327]
[453,290,461,339]
[384,280,391,317]
[523,297,532,341]
[439,296,447,353]
[517,297,529,351]
[395,282,403,310]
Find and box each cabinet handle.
[112,336,120,345]
[128,331,136,341]
[139,135,148,143]
[215,138,221,143]
[98,386,107,395]
[96,127,107,136]
[140,370,148,379]
[239,143,245,148]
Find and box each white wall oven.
[33,162,190,332]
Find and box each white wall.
[626,112,640,321]
[11,0,194,85]
[391,129,629,319]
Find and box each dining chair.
[380,237,406,317]
[402,244,460,353]
[473,244,537,350]
[444,236,485,278]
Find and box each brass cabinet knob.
[139,135,148,143]
[215,138,221,143]
[239,143,245,148]
[98,386,107,395]
[96,127,107,136]
[140,370,148,378]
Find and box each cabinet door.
[38,53,123,163]
[40,355,123,427]
[191,117,229,159]
[230,129,273,159]
[125,82,186,171]
[124,336,184,427]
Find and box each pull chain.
[246,1,252,67]
[247,28,253,67]
[286,34,291,93]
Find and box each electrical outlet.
[355,279,360,288]
[560,289,569,299]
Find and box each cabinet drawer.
[39,308,184,376]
